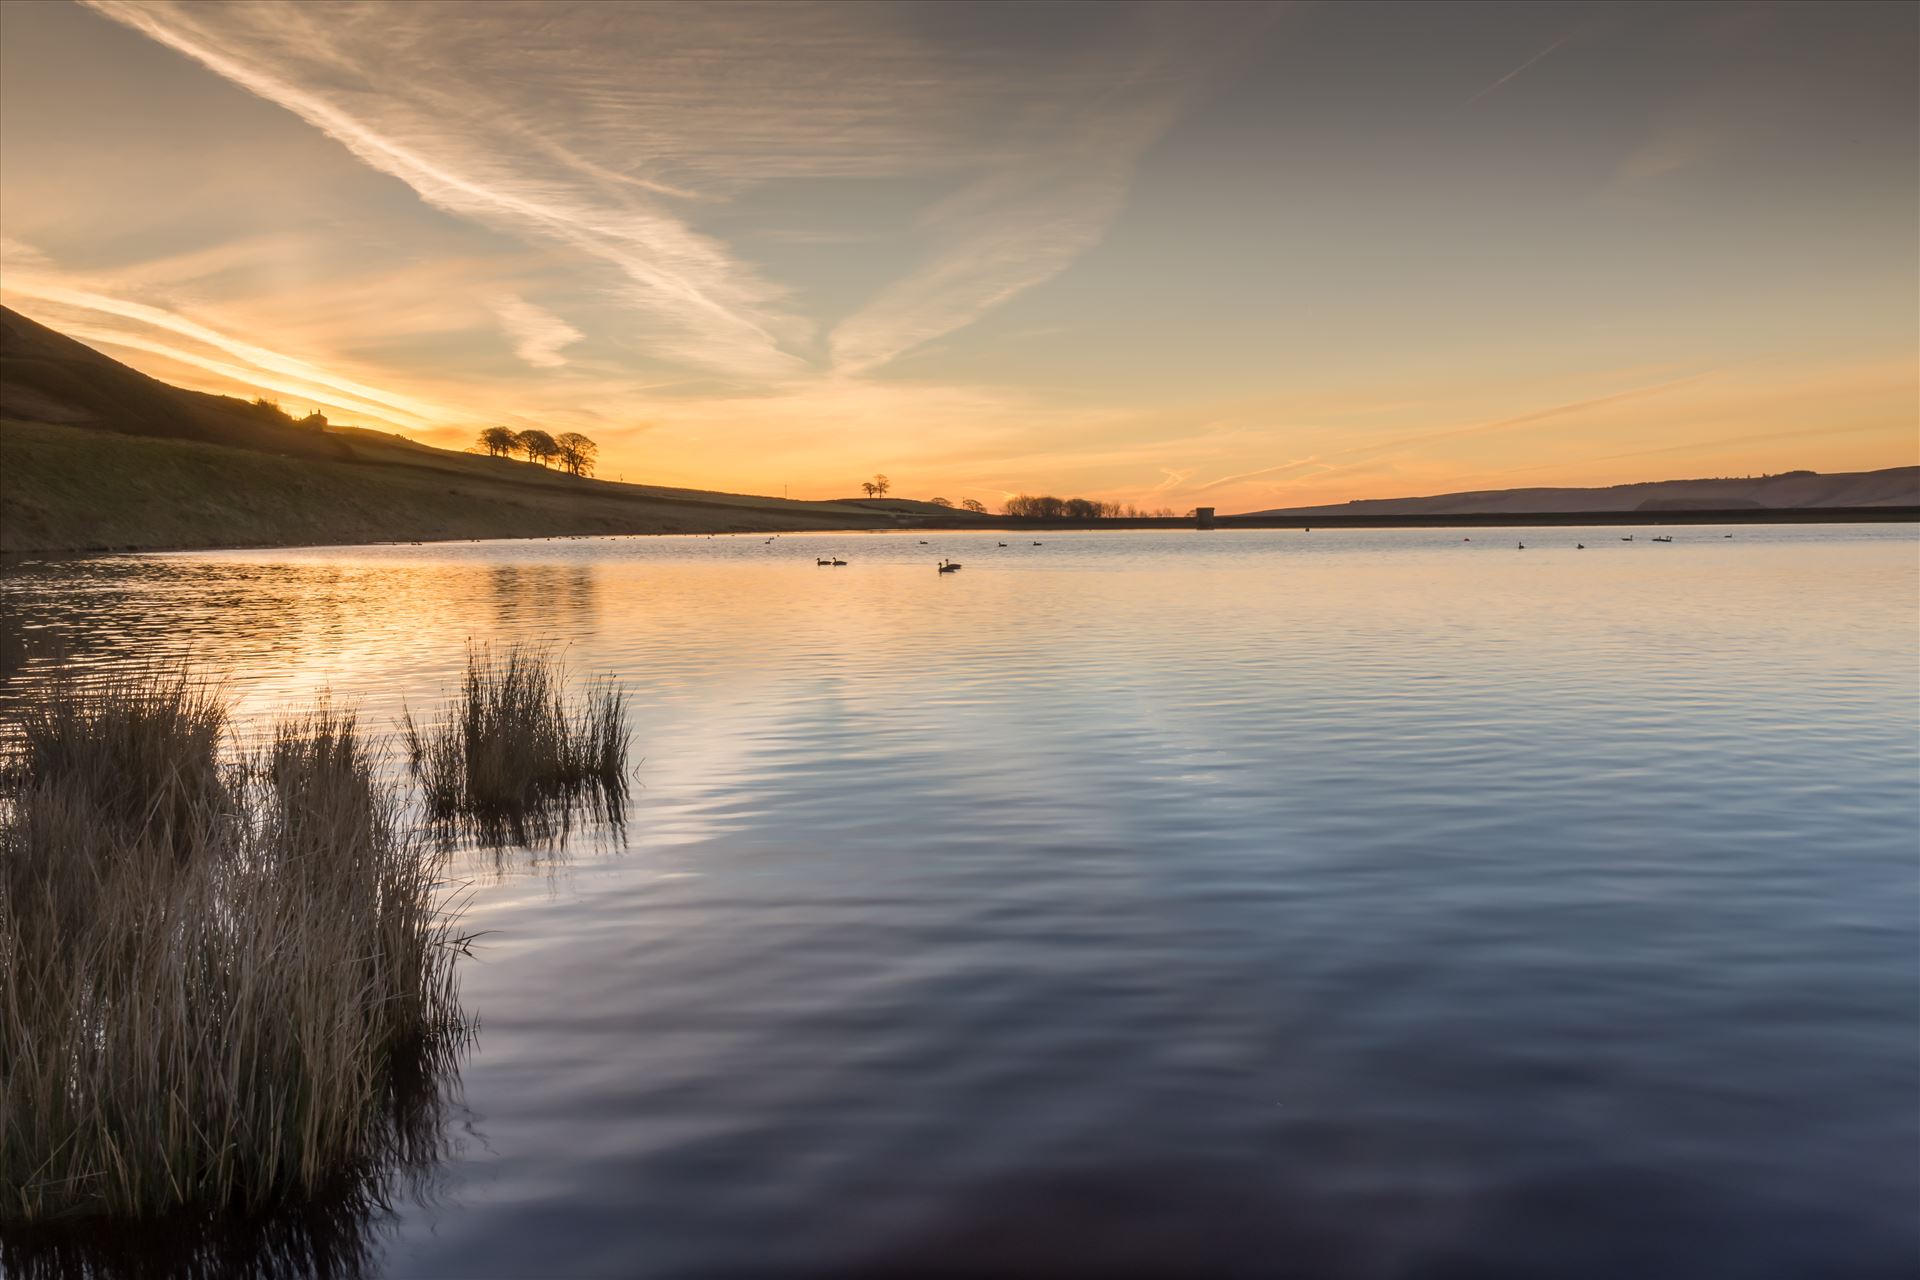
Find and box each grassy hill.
[0,306,976,554]
[1243,468,1920,517]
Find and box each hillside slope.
[0,306,351,463]
[1245,468,1920,517]
[0,421,907,553]
[0,306,925,553]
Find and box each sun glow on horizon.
[1,1,1913,511]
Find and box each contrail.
[1464,32,1572,105]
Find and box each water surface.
[4,526,1916,1278]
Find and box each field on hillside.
[0,421,908,554]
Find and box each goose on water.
[833,559,847,566]
[938,559,962,573]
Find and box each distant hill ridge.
[1243,467,1919,517]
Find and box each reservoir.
[3,525,1915,1278]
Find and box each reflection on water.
[2,527,1916,1278]
[0,1036,471,1280]
[484,562,599,629]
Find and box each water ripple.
[2,526,1915,1278]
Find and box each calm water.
[3,527,1917,1279]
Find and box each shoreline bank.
[4,505,1914,563]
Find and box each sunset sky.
[2,0,1914,512]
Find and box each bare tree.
[1006,494,1124,519]
[927,496,952,507]
[516,429,559,466]
[872,474,890,497]
[959,498,987,513]
[554,432,598,477]
[1005,494,1067,519]
[861,481,878,497]
[478,426,518,458]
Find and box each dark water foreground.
[2,527,1915,1278]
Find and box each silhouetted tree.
[1004,494,1066,519]
[554,432,598,477]
[247,397,294,426]
[478,426,519,457]
[927,496,952,507]
[959,498,987,513]
[1005,494,1126,519]
[872,474,891,497]
[516,429,559,467]
[861,481,878,497]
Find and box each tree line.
[872,481,1175,518]
[1002,495,1178,519]
[477,427,599,477]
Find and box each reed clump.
[0,671,469,1226]
[8,666,226,856]
[403,644,629,834]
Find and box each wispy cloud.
[827,110,1159,376]
[84,1,818,378]
[0,237,51,266]
[1613,119,1718,185]
[85,1,1264,384]
[491,296,583,369]
[1328,375,1706,462]
[830,11,1269,375]
[1192,455,1324,493]
[1152,467,1197,492]
[1463,31,1573,106]
[1170,377,1705,505]
[3,275,458,429]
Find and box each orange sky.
[2,1,1914,511]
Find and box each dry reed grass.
[0,670,470,1227]
[402,644,629,841]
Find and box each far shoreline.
[3,505,1914,564]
